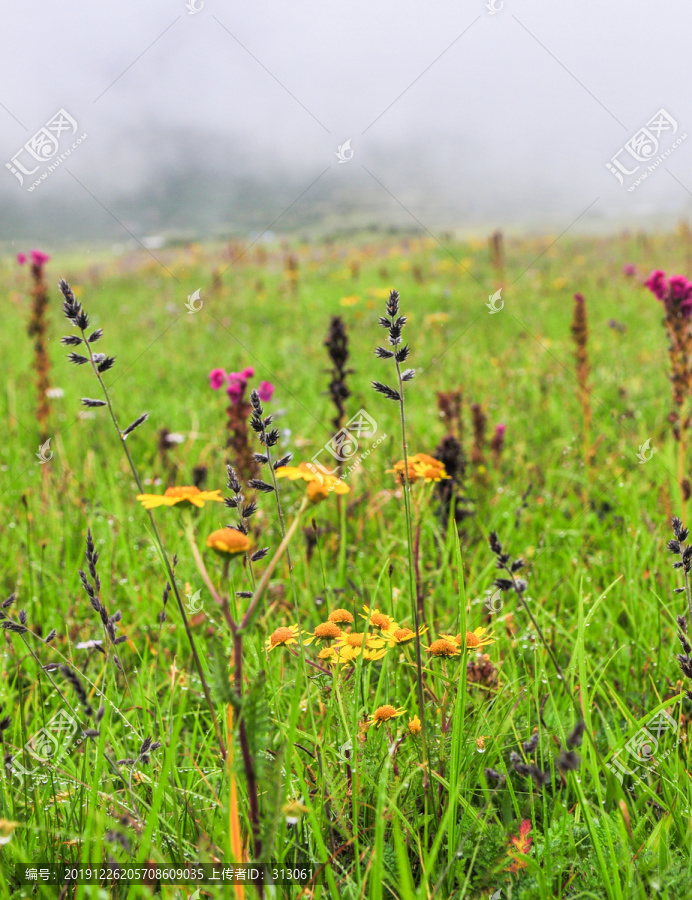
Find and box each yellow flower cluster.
[264,605,428,664]
[263,606,498,739]
[426,627,495,657]
[388,453,449,484]
[265,608,495,665]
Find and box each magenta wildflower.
[17,253,27,265]
[490,423,506,464]
[30,250,50,266]
[209,368,226,390]
[622,263,636,277]
[257,380,274,402]
[210,364,270,407]
[669,275,692,303]
[645,269,692,318]
[645,269,669,302]
[226,381,244,403]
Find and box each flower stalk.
[372,289,429,784]
[58,279,226,760]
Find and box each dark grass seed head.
[523,732,540,754]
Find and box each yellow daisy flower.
[317,646,338,665]
[136,485,223,510]
[388,453,449,484]
[383,625,428,645]
[360,605,398,634]
[273,462,317,482]
[408,715,422,735]
[264,624,301,652]
[335,631,387,663]
[371,705,406,727]
[440,627,495,651]
[307,478,350,503]
[337,645,388,663]
[275,462,350,502]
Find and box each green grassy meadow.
[2,227,692,898]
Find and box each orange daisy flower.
[205,528,251,556]
[371,705,406,727]
[426,638,461,658]
[388,453,449,484]
[264,624,301,652]
[304,622,342,645]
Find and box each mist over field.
[2,0,692,245]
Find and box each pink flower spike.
[209,368,226,390]
[622,263,636,276]
[495,423,506,439]
[669,275,692,303]
[225,370,244,385]
[573,292,585,304]
[226,382,243,403]
[16,253,27,265]
[257,380,274,402]
[30,249,50,265]
[241,367,255,379]
[644,269,668,301]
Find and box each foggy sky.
[2,0,692,243]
